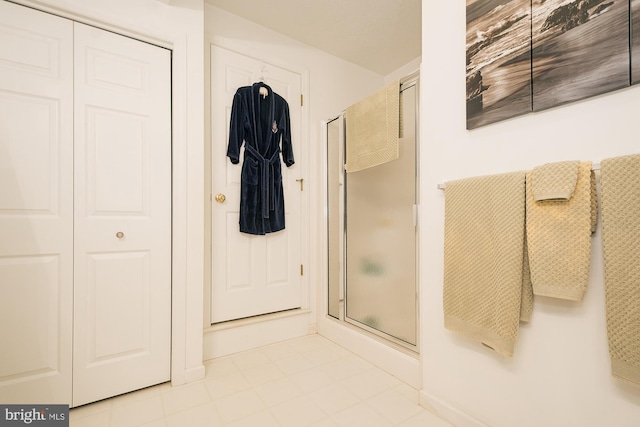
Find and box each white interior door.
[72,23,172,407]
[0,1,74,404]
[210,46,302,323]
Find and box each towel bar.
[437,163,601,190]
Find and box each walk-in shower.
[326,73,419,351]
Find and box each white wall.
[385,57,421,85]
[204,5,385,116]
[420,2,640,427]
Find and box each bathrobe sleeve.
[227,90,245,164]
[280,99,294,167]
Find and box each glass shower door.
[345,83,417,346]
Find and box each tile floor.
[70,334,453,427]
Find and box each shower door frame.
[325,72,420,353]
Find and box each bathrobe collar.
[250,82,275,154]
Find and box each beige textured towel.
[345,80,399,172]
[531,160,580,201]
[443,171,530,357]
[591,170,598,233]
[601,154,640,386]
[521,233,533,323]
[526,161,594,301]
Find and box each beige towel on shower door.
[526,161,594,301]
[345,80,399,173]
[601,154,640,386]
[443,171,529,357]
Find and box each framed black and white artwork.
[531,0,629,111]
[466,0,532,129]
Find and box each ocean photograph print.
[467,0,633,129]
[466,0,532,130]
[531,0,629,111]
[632,0,640,83]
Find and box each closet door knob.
[215,193,226,204]
[116,232,125,239]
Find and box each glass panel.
[345,85,417,345]
[327,117,343,319]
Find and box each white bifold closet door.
[72,22,172,407]
[0,1,172,407]
[0,1,74,404]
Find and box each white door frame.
[10,0,206,386]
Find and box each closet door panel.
[86,107,147,215]
[0,1,74,404]
[73,22,171,407]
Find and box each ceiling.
[204,0,421,76]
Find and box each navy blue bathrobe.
[227,82,294,235]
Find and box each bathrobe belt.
[245,144,280,219]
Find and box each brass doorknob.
[214,193,226,204]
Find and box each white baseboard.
[203,309,313,360]
[183,365,206,384]
[420,390,491,427]
[308,322,318,334]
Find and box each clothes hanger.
[258,65,269,98]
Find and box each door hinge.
[296,178,304,191]
[300,94,303,106]
[300,264,304,276]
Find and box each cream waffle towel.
[591,170,598,233]
[443,171,530,357]
[345,80,399,172]
[526,161,594,301]
[521,233,533,323]
[531,160,580,201]
[601,154,640,386]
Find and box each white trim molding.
[203,310,313,360]
[420,390,492,427]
